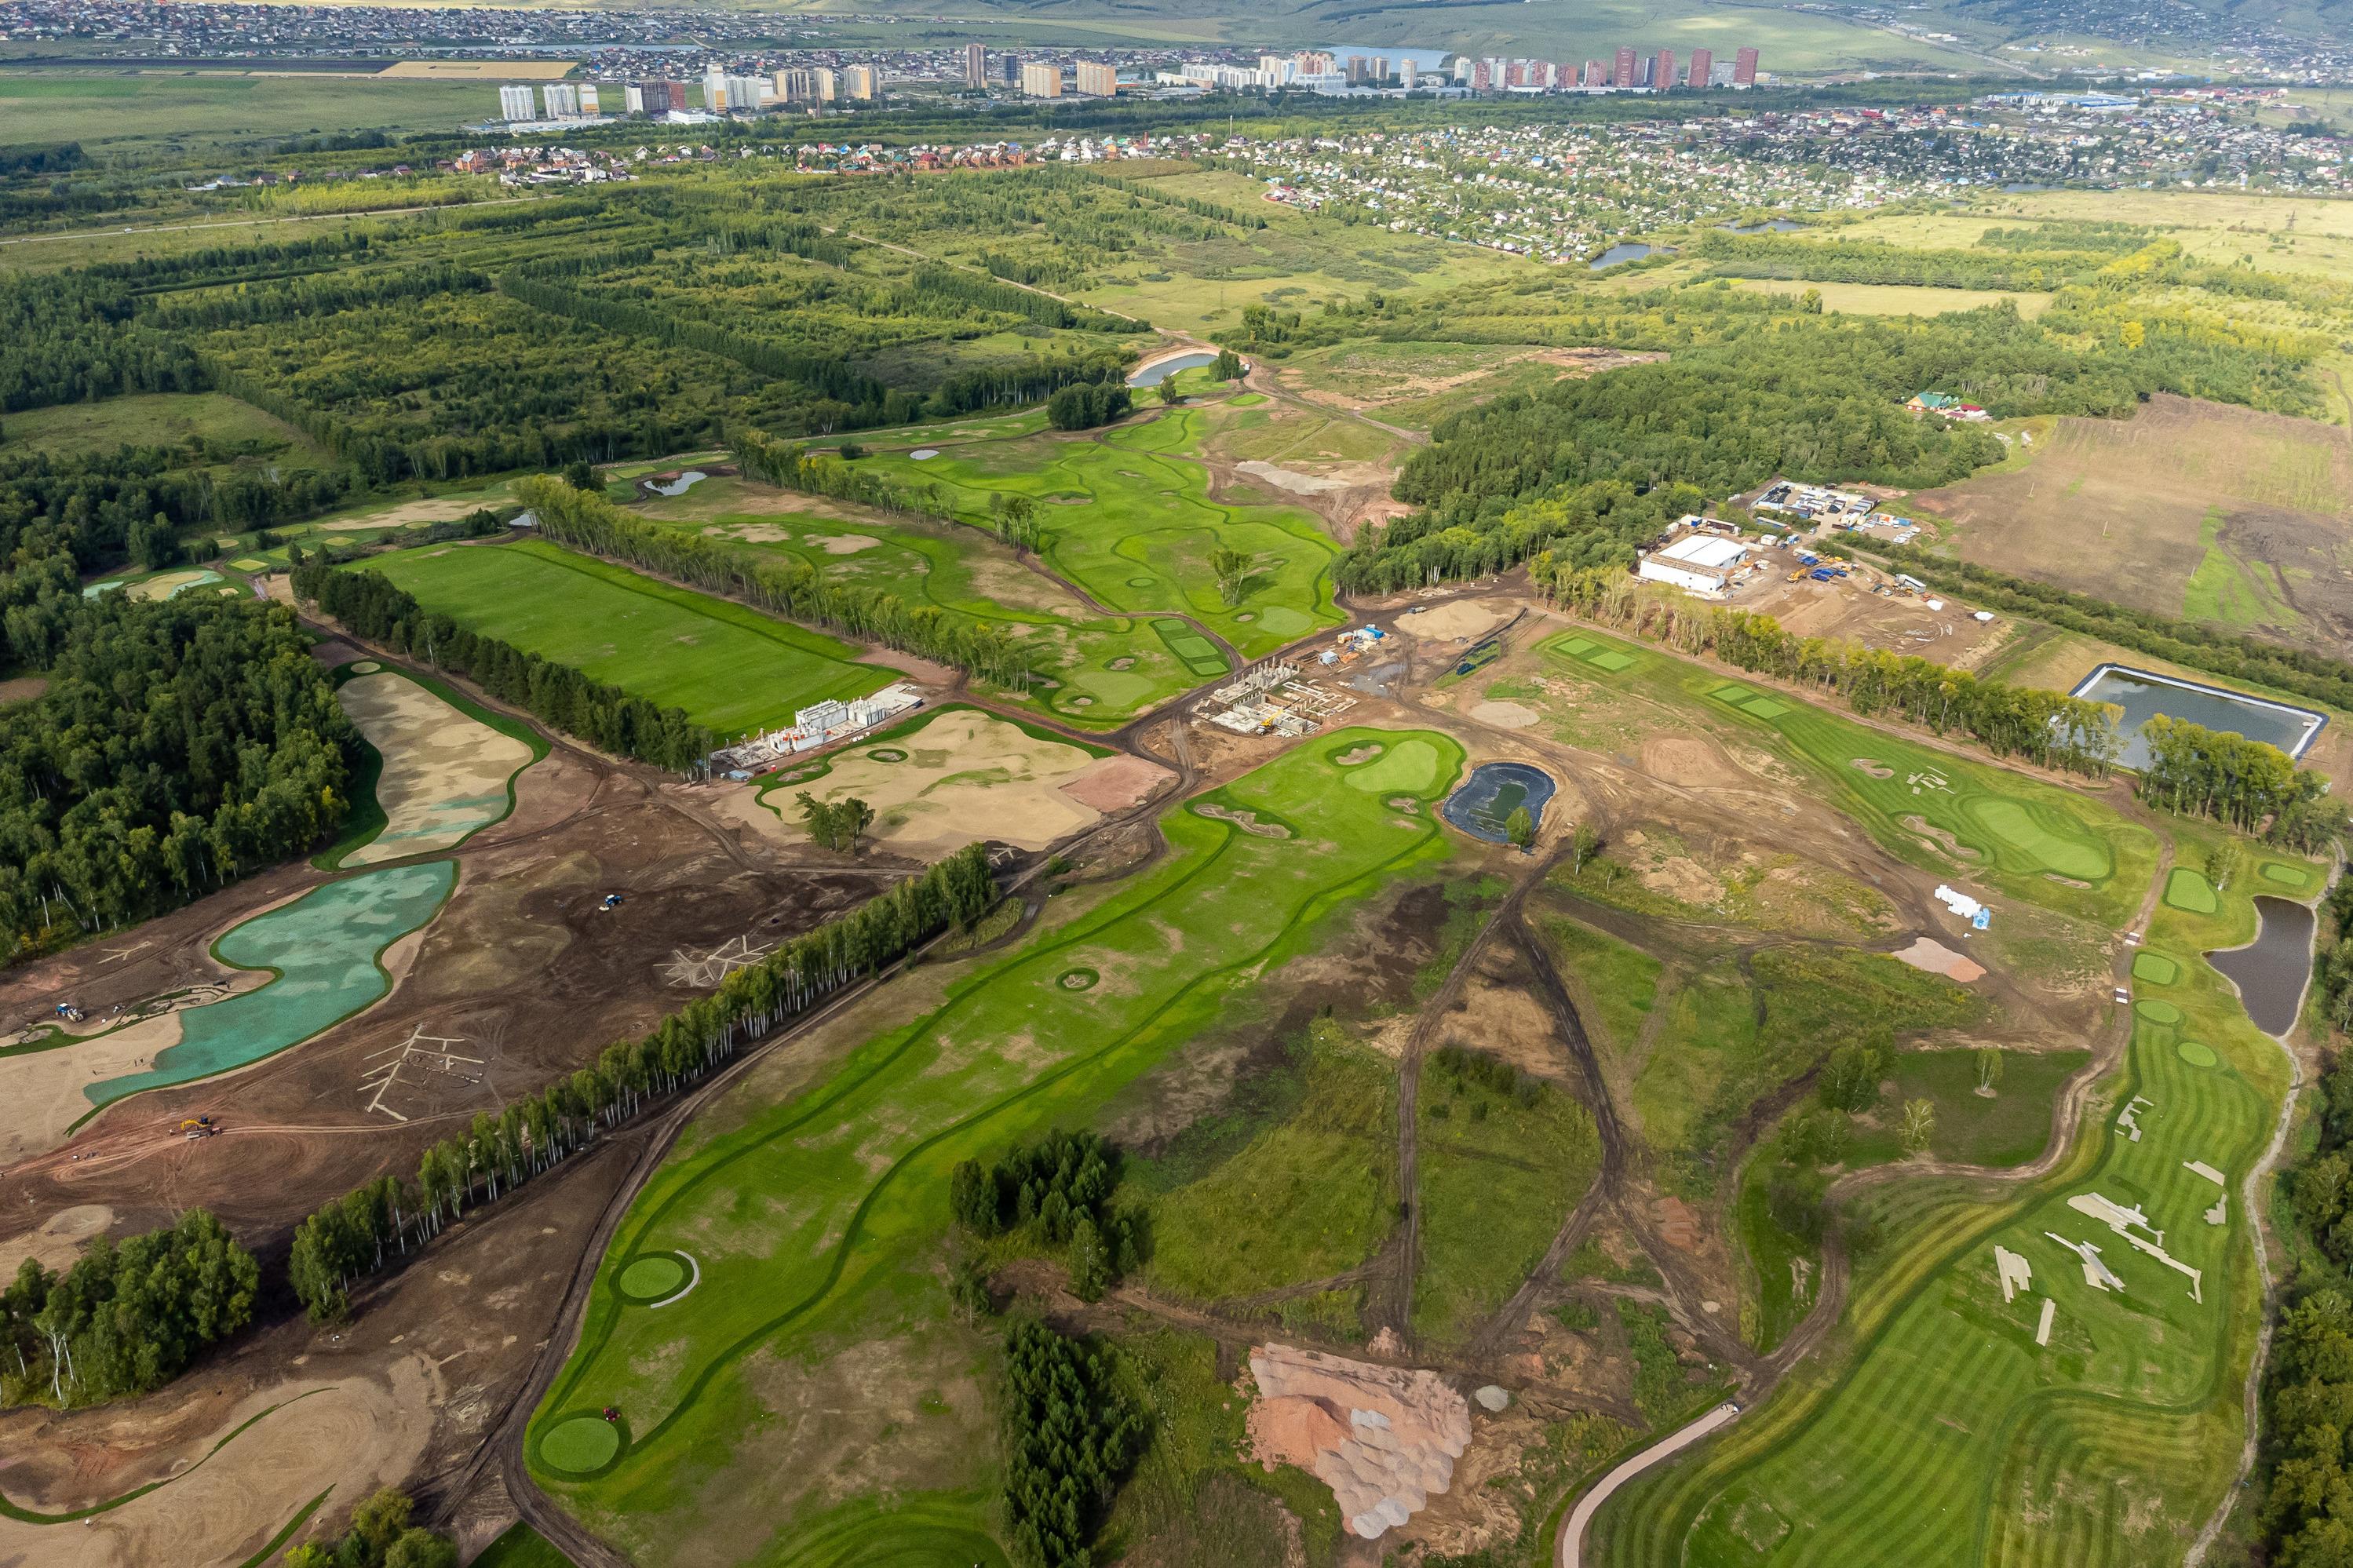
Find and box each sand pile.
[1246,1344,1472,1539]
[1893,935,1986,983]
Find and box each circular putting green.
[2135,997,2183,1024]
[866,747,908,763]
[1057,968,1099,991]
[2131,951,2180,986]
[2177,1040,2220,1069]
[618,1253,687,1304]
[541,1415,622,1475]
[2164,868,2219,914]
[348,661,381,675]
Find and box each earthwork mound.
[1851,757,1895,779]
[866,747,909,763]
[1057,968,1099,991]
[1903,815,1979,862]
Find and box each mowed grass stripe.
[360,538,886,735]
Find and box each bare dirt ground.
[1908,393,2353,655]
[1738,574,2009,668]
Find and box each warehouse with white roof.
[1636,533,1752,596]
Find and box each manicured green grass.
[527,727,1463,1563]
[1596,826,2313,1568]
[2166,866,2220,913]
[358,538,886,737]
[2133,950,2181,985]
[1541,629,2159,929]
[648,504,1198,727]
[1147,1029,1396,1309]
[855,406,1344,659]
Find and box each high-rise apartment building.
[578,84,600,115]
[542,82,579,117]
[1687,49,1712,91]
[1399,58,1418,89]
[1020,61,1063,97]
[965,42,987,89]
[1613,46,1636,88]
[844,64,877,100]
[1075,60,1118,96]
[1294,50,1334,75]
[1345,56,1368,85]
[1001,53,1020,84]
[1470,59,1491,90]
[1733,46,1759,85]
[702,69,727,111]
[1582,60,1605,87]
[1654,49,1676,89]
[498,84,535,121]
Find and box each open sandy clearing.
[1893,935,1988,983]
[0,1362,436,1568]
[1409,601,1514,643]
[762,708,1166,855]
[339,670,534,865]
[0,1203,115,1278]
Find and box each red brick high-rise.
[1613,46,1636,87]
[1733,46,1760,85]
[1687,48,1713,89]
[1654,48,1676,89]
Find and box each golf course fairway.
[1589,830,2315,1567]
[527,729,1464,1564]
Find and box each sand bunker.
[1236,460,1348,495]
[1903,815,1980,861]
[1410,601,1512,643]
[767,709,1166,855]
[1851,758,1896,779]
[339,672,534,865]
[0,1363,436,1568]
[806,534,881,555]
[1195,804,1292,838]
[1893,936,1986,983]
[1469,700,1539,730]
[1246,1344,1472,1540]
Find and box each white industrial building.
[1636,534,1751,596]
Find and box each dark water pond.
[1589,242,1656,269]
[1443,761,1556,844]
[645,470,708,497]
[2209,895,2315,1037]
[2070,664,2324,771]
[1129,352,1218,387]
[1721,220,1805,234]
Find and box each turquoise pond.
[83,860,456,1112]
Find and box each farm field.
[332,662,540,867]
[0,68,489,153]
[1906,394,2353,658]
[1593,828,2313,1568]
[854,404,1346,659]
[359,538,888,738]
[0,390,327,461]
[640,487,1202,726]
[1538,628,2159,928]
[525,728,1465,1566]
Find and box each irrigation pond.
[1127,351,1218,387]
[1443,760,1556,844]
[2207,893,2316,1036]
[2070,664,2325,770]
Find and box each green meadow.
[853,405,1346,660]
[525,729,1462,1566]
[644,498,1200,727]
[1595,826,2315,1568]
[359,538,887,737]
[1541,629,2159,928]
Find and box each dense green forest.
[0,596,353,964]
[289,844,997,1322]
[1,1209,257,1407]
[999,1318,1149,1568]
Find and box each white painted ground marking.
[361,1026,483,1121]
[2036,1297,2056,1347]
[1994,1247,2032,1304]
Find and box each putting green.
[2177,1039,2220,1068]
[2131,951,2180,985]
[1741,695,1791,718]
[1560,637,1598,655]
[229,556,269,571]
[2262,862,2312,888]
[540,1417,622,1475]
[2135,997,2183,1023]
[1342,738,1442,795]
[2165,868,2220,913]
[1589,649,1638,673]
[618,1255,686,1303]
[1965,799,2111,882]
